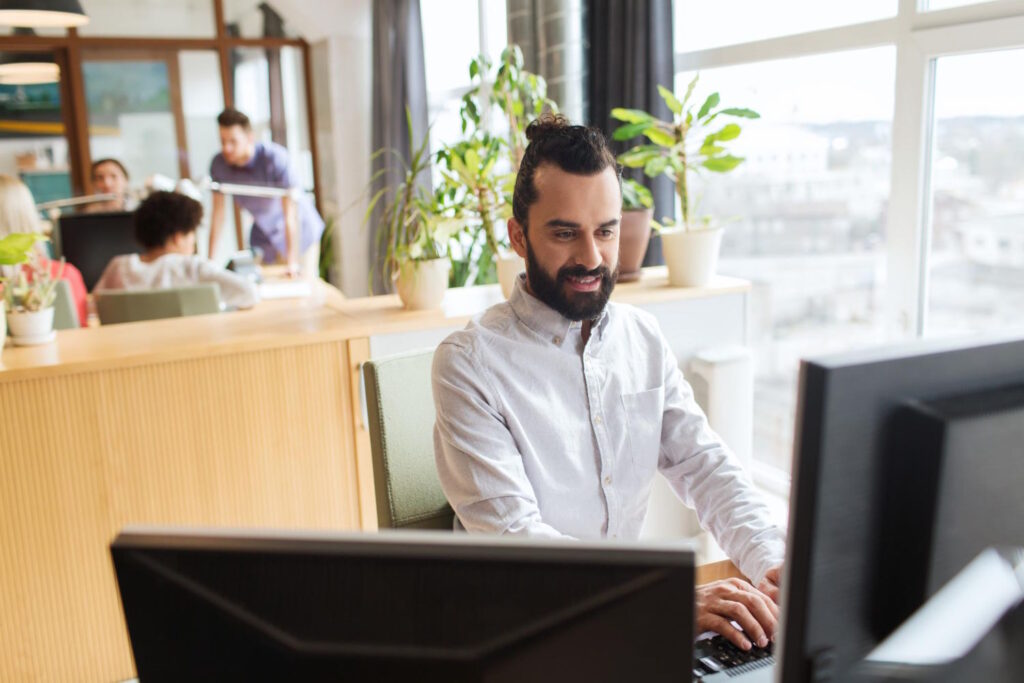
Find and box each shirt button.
[604,475,612,485]
[594,415,603,425]
[552,336,561,345]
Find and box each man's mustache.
[557,264,613,282]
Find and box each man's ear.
[509,217,527,259]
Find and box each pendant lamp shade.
[0,0,89,28]
[0,54,59,84]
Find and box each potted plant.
[451,44,557,297]
[612,75,758,286]
[436,134,514,290]
[368,113,461,310]
[618,179,655,282]
[1,235,63,346]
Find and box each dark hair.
[217,107,252,131]
[134,191,203,249]
[512,112,620,230]
[90,158,129,180]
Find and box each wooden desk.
[0,269,750,681]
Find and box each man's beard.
[524,238,618,321]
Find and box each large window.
[673,1,1024,484]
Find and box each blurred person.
[207,108,324,278]
[0,174,87,326]
[94,191,258,309]
[86,158,134,213]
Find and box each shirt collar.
[508,273,612,346]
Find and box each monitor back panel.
[56,211,138,290]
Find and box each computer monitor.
[778,333,1024,682]
[111,528,695,682]
[55,210,139,290]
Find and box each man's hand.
[757,565,783,604]
[696,578,779,651]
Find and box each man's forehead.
[533,163,619,199]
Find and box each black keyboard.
[693,634,775,679]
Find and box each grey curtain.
[370,0,430,293]
[586,0,674,265]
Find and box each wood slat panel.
[0,341,360,681]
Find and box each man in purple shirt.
[208,108,324,277]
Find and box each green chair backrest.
[362,349,454,530]
[52,279,79,330]
[95,284,222,325]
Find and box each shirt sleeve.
[656,337,786,585]
[194,259,260,309]
[432,339,572,539]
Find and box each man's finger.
[734,590,778,641]
[757,580,780,606]
[699,614,752,651]
[717,599,769,648]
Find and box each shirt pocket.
[621,386,665,473]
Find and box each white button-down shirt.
[432,276,785,584]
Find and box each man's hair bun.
[525,112,571,143]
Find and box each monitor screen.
[55,210,138,291]
[111,528,695,683]
[778,334,1024,682]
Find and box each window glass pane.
[83,54,180,184]
[925,49,1024,337]
[178,51,224,259]
[674,1,896,52]
[422,0,481,96]
[230,46,312,191]
[222,0,301,39]
[0,64,71,206]
[675,48,896,473]
[78,0,215,38]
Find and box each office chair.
[95,284,222,325]
[362,349,455,530]
[52,280,79,330]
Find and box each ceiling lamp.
[0,51,59,85]
[0,1,89,29]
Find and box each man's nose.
[574,233,603,271]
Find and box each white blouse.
[94,253,259,309]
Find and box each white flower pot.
[395,258,450,310]
[497,251,525,299]
[7,306,56,346]
[660,227,724,287]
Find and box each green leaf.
[643,127,676,147]
[680,73,699,109]
[610,107,654,124]
[618,150,658,168]
[464,147,481,173]
[643,156,669,177]
[719,107,760,119]
[612,121,651,141]
[469,59,479,79]
[698,144,725,156]
[702,155,744,172]
[708,123,741,143]
[0,233,44,266]
[696,92,720,120]
[658,85,683,115]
